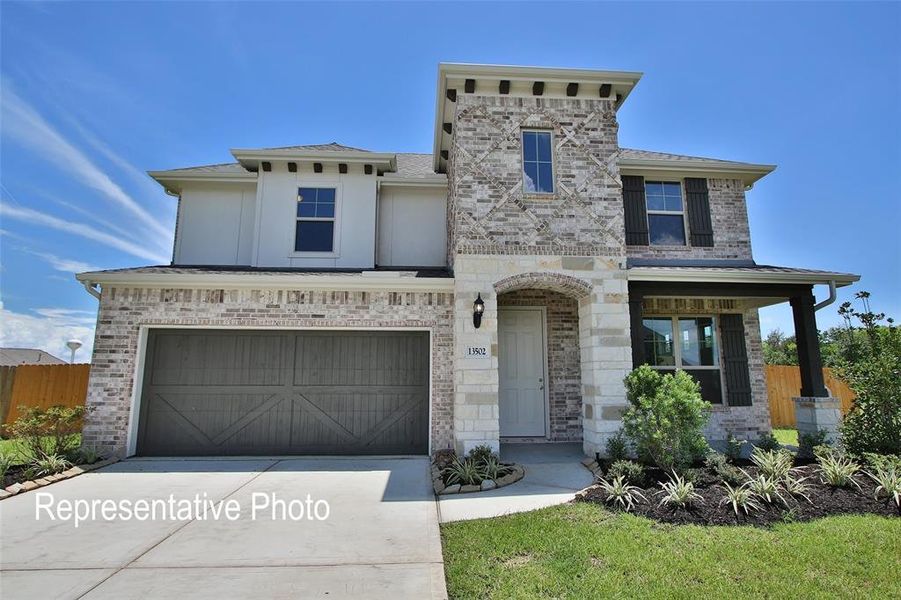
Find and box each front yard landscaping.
[441,503,900,598]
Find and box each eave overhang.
[618,157,776,188]
[75,270,455,293]
[230,148,397,172]
[627,267,859,287]
[147,170,257,195]
[433,63,643,173]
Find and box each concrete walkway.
[437,443,594,523]
[0,457,446,600]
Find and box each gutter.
[814,280,838,312]
[81,279,101,300]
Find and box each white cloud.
[0,203,170,263]
[29,250,101,274]
[0,302,95,362]
[1,84,172,241]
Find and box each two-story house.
[76,63,858,459]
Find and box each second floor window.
[295,187,335,252]
[522,131,554,194]
[645,181,686,245]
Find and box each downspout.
[814,280,837,312]
[81,279,101,300]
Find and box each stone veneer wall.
[82,286,455,457]
[641,297,771,442]
[626,178,753,261]
[497,289,582,442]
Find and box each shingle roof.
[79,265,453,278]
[0,348,66,366]
[154,147,763,178]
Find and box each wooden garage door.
[136,330,429,456]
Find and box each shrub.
[481,456,513,481]
[605,429,629,462]
[597,476,647,512]
[781,472,813,504]
[719,482,762,515]
[32,454,71,478]
[443,458,486,486]
[705,451,744,486]
[817,453,862,489]
[862,453,901,472]
[755,432,782,452]
[798,429,829,460]
[749,448,794,480]
[833,292,901,456]
[866,465,900,508]
[744,472,786,505]
[657,471,702,509]
[622,366,711,471]
[3,405,86,460]
[725,434,746,463]
[0,454,13,481]
[467,444,496,464]
[606,460,644,486]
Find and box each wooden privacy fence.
[0,364,91,428]
[766,365,855,428]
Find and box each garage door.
[136,330,429,456]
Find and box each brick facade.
[82,286,455,457]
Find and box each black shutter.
[685,177,714,247]
[622,175,649,246]
[720,314,752,406]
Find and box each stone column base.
[793,396,841,444]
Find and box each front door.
[498,308,547,437]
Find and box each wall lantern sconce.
[473,293,485,328]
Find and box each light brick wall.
[626,178,754,261]
[83,286,455,457]
[497,289,582,441]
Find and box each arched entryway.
[494,273,591,443]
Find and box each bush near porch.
[441,503,901,599]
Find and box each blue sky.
[1,1,898,361]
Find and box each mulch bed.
[577,463,900,527]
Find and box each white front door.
[498,308,547,437]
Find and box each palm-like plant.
[743,471,787,505]
[658,471,703,509]
[750,447,794,480]
[867,465,900,507]
[443,458,487,486]
[598,475,647,512]
[719,482,762,515]
[818,453,862,490]
[781,471,813,504]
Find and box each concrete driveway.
[0,457,446,599]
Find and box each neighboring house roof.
[260,142,372,153]
[0,348,66,366]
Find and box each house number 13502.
[466,346,489,358]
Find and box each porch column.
[628,293,644,368]
[790,291,827,398]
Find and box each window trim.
[291,183,341,257]
[521,129,556,195]
[645,180,688,247]
[642,314,725,404]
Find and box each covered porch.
[627,261,860,443]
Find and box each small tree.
[763,329,799,365]
[622,366,712,471]
[834,292,900,456]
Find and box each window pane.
[642,318,675,366]
[536,132,552,161]
[664,189,683,211]
[316,203,335,218]
[645,182,664,197]
[295,221,334,252]
[679,317,717,366]
[298,188,316,203]
[685,369,723,404]
[537,162,554,193]
[522,132,537,162]
[649,214,686,245]
[646,193,666,211]
[317,188,335,203]
[523,162,538,192]
[663,182,682,197]
[297,202,316,218]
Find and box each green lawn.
[773,428,799,447]
[441,503,900,599]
